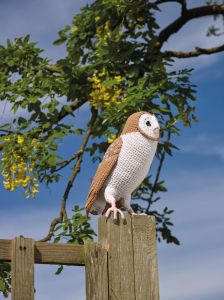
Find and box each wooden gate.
[0,215,159,300]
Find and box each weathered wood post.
[11,237,35,300]
[85,214,159,300]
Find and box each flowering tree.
[0,0,224,296]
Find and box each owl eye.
[146,120,151,127]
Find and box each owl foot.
[105,207,125,221]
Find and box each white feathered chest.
[104,132,158,198]
[85,111,160,216]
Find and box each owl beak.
[153,127,160,136]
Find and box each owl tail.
[86,196,105,215]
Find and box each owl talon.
[105,207,125,220]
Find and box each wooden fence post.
[94,214,160,300]
[11,237,35,300]
[132,215,160,300]
[85,243,108,300]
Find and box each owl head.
[122,111,160,141]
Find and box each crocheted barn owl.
[85,111,160,219]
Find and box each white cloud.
[0,0,91,61]
[159,252,224,300]
[156,165,224,300]
[179,133,224,160]
[35,265,85,300]
[0,209,58,240]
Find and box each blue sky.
[0,1,224,299]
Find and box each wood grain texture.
[132,215,160,300]
[99,215,135,300]
[85,243,108,300]
[11,237,34,300]
[0,239,11,262]
[34,242,85,265]
[0,239,85,265]
[1,216,160,300]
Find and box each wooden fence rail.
[0,214,159,300]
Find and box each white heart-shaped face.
[138,113,160,141]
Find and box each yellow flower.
[17,136,24,144]
[22,179,29,185]
[95,16,100,22]
[98,68,106,77]
[104,93,110,101]
[100,85,106,93]
[11,164,17,173]
[115,89,122,95]
[89,68,124,108]
[71,26,78,33]
[15,179,20,184]
[114,75,122,83]
[3,181,11,190]
[25,176,31,182]
[22,182,28,188]
[92,76,101,84]
[18,162,25,168]
[3,137,10,142]
[108,134,116,144]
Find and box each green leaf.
[55,265,63,275]
[63,105,73,113]
[0,278,5,291]
[47,156,57,166]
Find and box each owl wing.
[85,137,123,214]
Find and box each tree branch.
[53,150,83,173]
[39,108,97,242]
[50,98,87,125]
[162,43,224,58]
[156,4,224,50]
